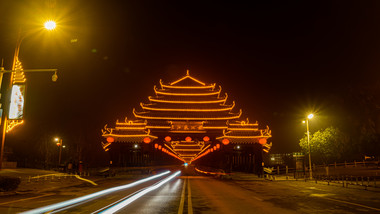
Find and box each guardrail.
[26,172,91,183]
[266,160,380,190]
[311,175,378,190]
[267,160,379,176]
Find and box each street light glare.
[44,20,56,30]
[307,114,314,119]
[54,137,59,142]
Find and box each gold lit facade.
[102,70,272,163]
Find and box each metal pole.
[306,119,312,179]
[58,139,62,166]
[0,65,4,170]
[0,115,6,170]
[0,28,57,170]
[0,31,21,170]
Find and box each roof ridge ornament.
[170,69,206,86]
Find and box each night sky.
[1,1,380,165]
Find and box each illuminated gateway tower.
[102,71,271,173]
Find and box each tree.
[299,126,349,164]
[38,132,57,169]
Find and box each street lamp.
[0,20,58,170]
[54,137,64,166]
[303,113,314,179]
[44,20,56,31]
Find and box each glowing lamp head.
[44,20,56,30]
[143,137,151,144]
[216,144,220,149]
[56,143,61,146]
[154,143,158,149]
[54,137,59,142]
[134,144,138,149]
[222,138,230,145]
[158,145,162,150]
[52,72,58,82]
[107,137,115,143]
[213,146,216,150]
[203,136,210,142]
[185,136,192,142]
[184,163,188,167]
[165,136,171,142]
[308,114,314,119]
[259,138,267,145]
[236,145,241,149]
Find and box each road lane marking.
[251,195,264,202]
[20,171,172,214]
[310,193,334,197]
[31,173,65,179]
[187,177,193,214]
[312,195,380,212]
[178,177,187,214]
[98,171,181,214]
[0,193,55,205]
[74,175,97,186]
[179,176,208,179]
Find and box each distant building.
[101,71,272,173]
[269,152,304,167]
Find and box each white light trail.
[21,171,171,214]
[99,170,181,214]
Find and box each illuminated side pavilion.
[102,71,271,172]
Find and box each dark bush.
[0,176,21,192]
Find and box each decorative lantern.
[154,143,158,149]
[158,145,162,150]
[259,138,267,145]
[216,144,220,149]
[211,148,214,152]
[107,137,114,143]
[143,137,151,144]
[165,136,171,142]
[213,146,216,150]
[222,138,230,145]
[203,136,210,142]
[185,136,192,142]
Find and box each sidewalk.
[226,171,380,192]
[226,172,295,181]
[0,168,100,196]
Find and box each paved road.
[0,169,379,213]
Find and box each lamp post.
[54,137,64,166]
[303,113,314,179]
[0,21,58,170]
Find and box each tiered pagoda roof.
[102,119,157,151]
[133,71,241,122]
[102,70,272,162]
